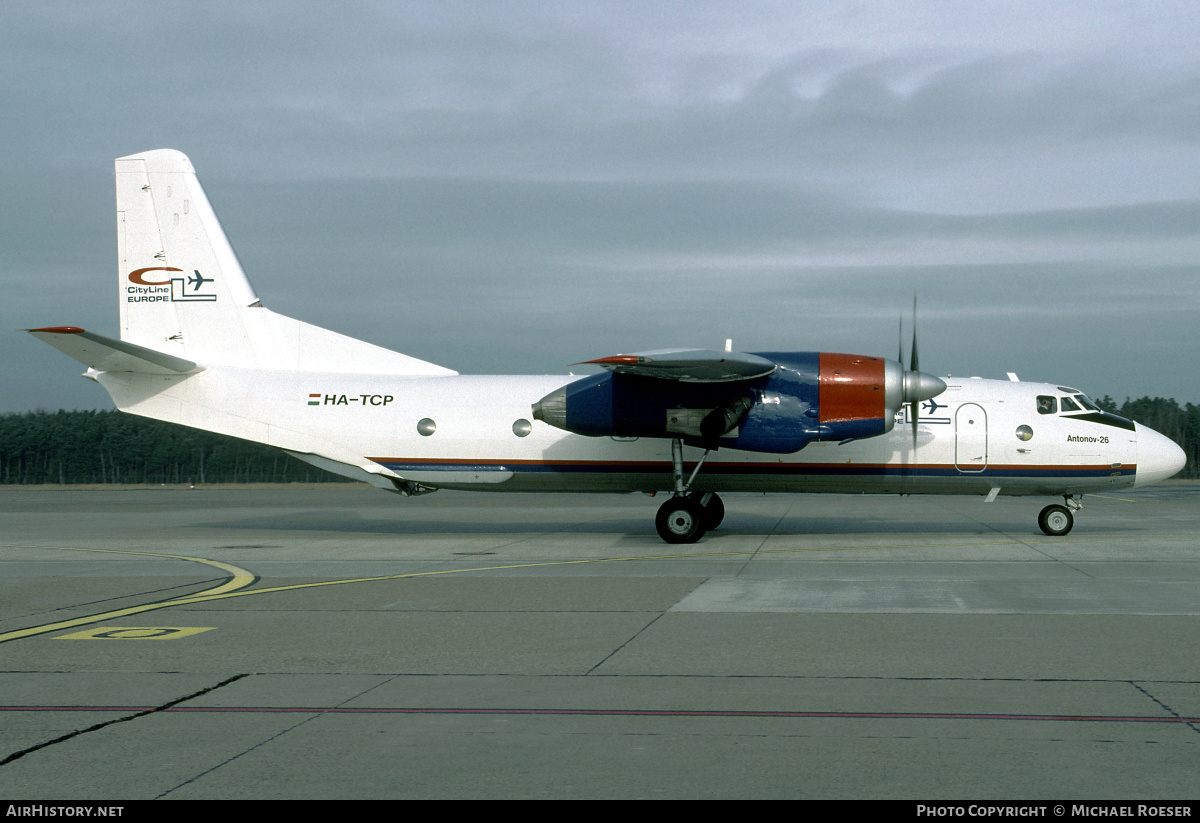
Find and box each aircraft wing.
[576,349,776,383]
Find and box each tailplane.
[28,326,200,375]
[115,149,455,375]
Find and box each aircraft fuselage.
[97,366,1160,498]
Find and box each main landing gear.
[655,439,724,544]
[1038,495,1083,536]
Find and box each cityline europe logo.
[127,267,216,303]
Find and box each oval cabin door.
[955,403,988,473]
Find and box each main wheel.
[1038,504,1074,536]
[689,492,725,530]
[656,496,707,544]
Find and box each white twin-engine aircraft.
[30,150,1186,543]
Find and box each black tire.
[656,496,707,544]
[689,492,725,530]
[1038,504,1074,536]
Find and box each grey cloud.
[4,2,1200,413]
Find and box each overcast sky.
[4,1,1200,413]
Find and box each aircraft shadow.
[194,511,1128,538]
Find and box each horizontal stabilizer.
[27,327,200,374]
[578,349,777,383]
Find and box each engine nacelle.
[533,351,945,454]
[816,352,894,441]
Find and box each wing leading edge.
[577,349,777,383]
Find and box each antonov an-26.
[29,150,1187,543]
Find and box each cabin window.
[512,419,532,437]
[1016,425,1033,441]
[417,418,436,436]
[1036,396,1057,414]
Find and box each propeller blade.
[910,294,919,373]
[910,294,920,446]
[897,293,944,449]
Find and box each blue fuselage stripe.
[371,460,1134,479]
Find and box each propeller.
[900,294,946,448]
[910,294,920,445]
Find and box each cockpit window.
[1037,396,1057,414]
[1074,394,1100,411]
[1059,396,1081,412]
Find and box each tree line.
[0,409,348,485]
[1093,396,1199,478]
[1,398,1196,485]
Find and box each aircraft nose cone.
[1134,423,1187,487]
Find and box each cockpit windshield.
[1036,392,1103,415]
[1034,390,1133,429]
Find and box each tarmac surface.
[0,483,1197,799]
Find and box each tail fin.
[115,149,455,375]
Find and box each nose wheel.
[1038,496,1081,536]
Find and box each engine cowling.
[817,352,940,440]
[533,351,945,454]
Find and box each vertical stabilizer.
[115,149,455,375]
[116,149,260,363]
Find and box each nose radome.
[1134,423,1187,487]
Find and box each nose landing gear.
[1038,495,1082,536]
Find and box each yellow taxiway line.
[0,532,1180,643]
[0,546,256,643]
